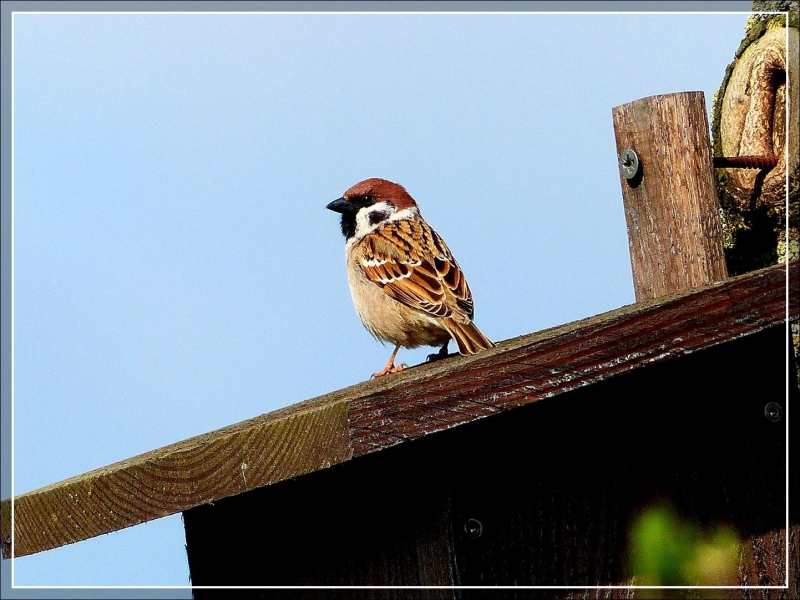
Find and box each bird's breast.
[345,251,449,348]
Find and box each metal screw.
[464,518,483,539]
[764,402,782,422]
[619,148,640,180]
[713,155,779,169]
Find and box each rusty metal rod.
[713,155,779,169]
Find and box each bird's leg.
[426,341,450,363]
[372,343,407,378]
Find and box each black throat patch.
[340,213,357,240]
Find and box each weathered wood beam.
[612,92,728,301]
[2,260,797,559]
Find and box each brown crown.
[343,178,418,210]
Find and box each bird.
[326,177,494,378]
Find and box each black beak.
[326,197,352,214]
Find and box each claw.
[371,344,406,378]
[426,342,451,363]
[371,363,407,378]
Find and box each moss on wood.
[712,1,798,277]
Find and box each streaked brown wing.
[428,228,474,320]
[355,217,474,322]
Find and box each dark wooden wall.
[184,325,795,599]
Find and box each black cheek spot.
[368,210,389,226]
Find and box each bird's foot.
[426,344,451,363]
[371,363,408,378]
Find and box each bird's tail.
[443,320,495,355]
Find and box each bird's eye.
[363,195,374,203]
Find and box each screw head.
[619,148,640,180]
[764,402,782,422]
[464,518,483,539]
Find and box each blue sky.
[3,4,753,596]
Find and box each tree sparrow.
[327,178,494,378]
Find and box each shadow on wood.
[185,325,794,599]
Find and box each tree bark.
[711,1,798,274]
[711,1,799,386]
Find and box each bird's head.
[326,178,418,241]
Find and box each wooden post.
[612,92,728,302]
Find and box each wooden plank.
[612,92,728,301]
[1,400,352,558]
[444,326,791,594]
[1,260,796,559]
[347,259,795,456]
[184,325,793,594]
[186,431,459,596]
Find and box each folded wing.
[354,217,493,355]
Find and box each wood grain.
[347,259,795,457]
[2,260,796,560]
[186,431,459,597]
[185,325,793,595]
[612,92,728,302]
[1,400,352,558]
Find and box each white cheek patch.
[389,207,418,223]
[345,204,422,253]
[354,201,394,236]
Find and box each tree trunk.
[711,1,798,272]
[711,0,799,384]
